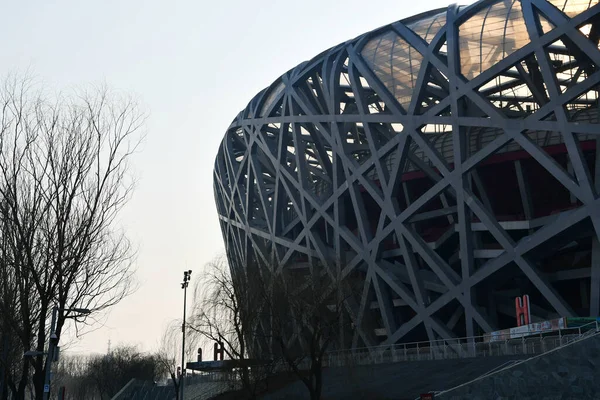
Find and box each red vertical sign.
[515,294,531,327]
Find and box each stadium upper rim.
[223,0,598,132]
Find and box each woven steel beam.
[214,0,600,349]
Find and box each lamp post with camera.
[40,306,91,400]
[180,270,192,400]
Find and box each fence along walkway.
[325,321,600,367]
[184,371,241,400]
[184,321,600,399]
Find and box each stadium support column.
[515,160,533,221]
[447,4,476,342]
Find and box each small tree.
[189,256,271,399]
[265,267,348,400]
[87,346,165,400]
[53,354,96,399]
[156,321,197,400]
[190,255,352,400]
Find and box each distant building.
[214,0,600,348]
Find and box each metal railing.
[185,376,241,400]
[324,320,600,367]
[183,321,600,399]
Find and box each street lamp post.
[42,306,90,400]
[180,270,191,400]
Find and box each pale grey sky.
[0,0,460,354]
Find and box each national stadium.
[213,0,600,349]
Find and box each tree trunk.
[0,333,8,400]
[32,368,44,400]
[171,373,179,400]
[240,366,254,399]
[16,362,30,400]
[311,360,322,400]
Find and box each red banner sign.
[515,295,531,327]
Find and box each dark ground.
[210,355,527,400]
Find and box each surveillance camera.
[50,333,59,344]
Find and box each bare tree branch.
[0,75,145,399]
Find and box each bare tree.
[188,256,352,400]
[54,349,171,400]
[53,354,97,399]
[0,75,144,399]
[188,256,272,400]
[156,321,197,400]
[265,267,349,400]
[86,346,164,400]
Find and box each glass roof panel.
[547,0,599,18]
[459,0,529,80]
[361,30,424,111]
[407,12,447,43]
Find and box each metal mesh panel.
[407,12,447,43]
[459,0,529,80]
[361,30,424,110]
[548,0,599,17]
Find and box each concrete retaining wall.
[438,333,600,399]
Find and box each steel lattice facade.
[214,0,600,348]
